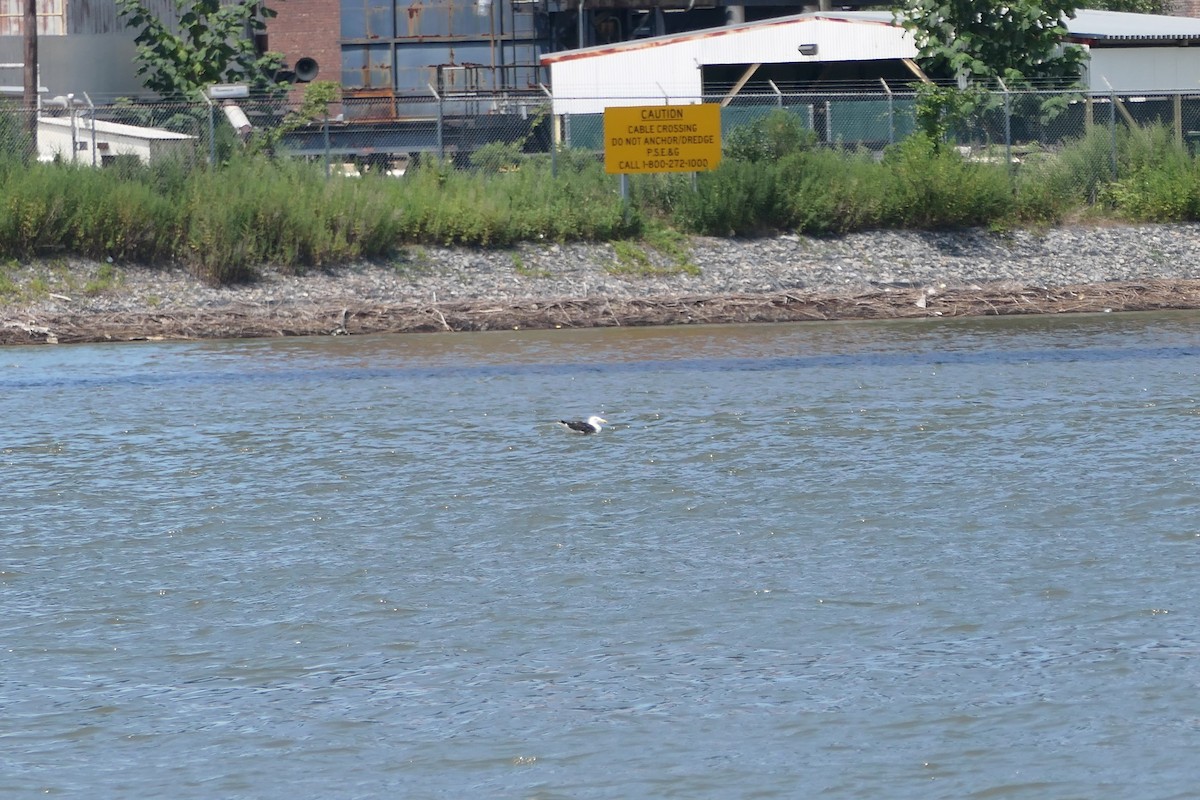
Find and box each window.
[0,0,67,36]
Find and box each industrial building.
[543,11,916,116]
[269,1,865,120]
[1,1,853,105]
[542,9,1200,115]
[5,3,1200,104]
[38,114,196,166]
[6,2,1200,159]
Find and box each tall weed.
[5,118,1199,287]
[876,135,1013,228]
[674,160,787,235]
[1097,124,1200,221]
[780,149,887,235]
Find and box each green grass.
[607,223,700,277]
[512,252,551,279]
[0,258,74,304]
[83,262,121,296]
[0,258,16,299]
[27,275,49,297]
[607,240,654,275]
[0,150,636,285]
[3,121,1200,286]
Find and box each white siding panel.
[700,19,913,65]
[545,16,915,114]
[1086,48,1200,92]
[551,44,704,114]
[546,9,1200,115]
[38,116,195,166]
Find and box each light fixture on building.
[798,43,818,56]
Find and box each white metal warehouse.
[541,9,1200,116]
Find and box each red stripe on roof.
[539,14,898,66]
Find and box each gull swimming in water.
[558,415,607,434]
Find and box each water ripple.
[3,314,1200,798]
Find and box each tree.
[895,1,1086,88]
[116,0,285,98]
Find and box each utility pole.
[22,0,38,155]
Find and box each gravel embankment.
[4,224,1200,344]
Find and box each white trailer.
[38,116,196,166]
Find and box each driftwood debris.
[4,280,1200,346]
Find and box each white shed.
[542,12,918,116]
[38,116,196,166]
[542,9,1200,115]
[1070,10,1200,92]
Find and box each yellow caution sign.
[604,104,722,174]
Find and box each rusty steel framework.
[336,0,842,120]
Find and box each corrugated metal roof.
[819,8,1200,43]
[541,11,903,64]
[542,8,1200,65]
[40,115,196,140]
[832,9,1200,44]
[1068,9,1200,43]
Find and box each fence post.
[997,78,1012,181]
[1174,92,1183,150]
[540,83,556,178]
[203,92,215,166]
[620,173,630,225]
[68,100,77,165]
[1109,89,1118,181]
[429,83,444,161]
[323,114,331,178]
[880,78,894,146]
[83,92,96,167]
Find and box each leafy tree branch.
[895,0,1086,88]
[116,0,286,98]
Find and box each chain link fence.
[0,93,554,174]
[557,87,1200,200]
[5,87,1200,186]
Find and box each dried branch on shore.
[4,280,1200,346]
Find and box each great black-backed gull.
[558,415,607,434]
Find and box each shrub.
[877,134,1013,228]
[780,148,887,235]
[673,159,788,235]
[6,116,1200,287]
[724,108,816,163]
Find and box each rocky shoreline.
[4,223,1200,345]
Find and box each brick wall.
[1168,0,1200,17]
[268,0,341,85]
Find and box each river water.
[3,313,1200,799]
